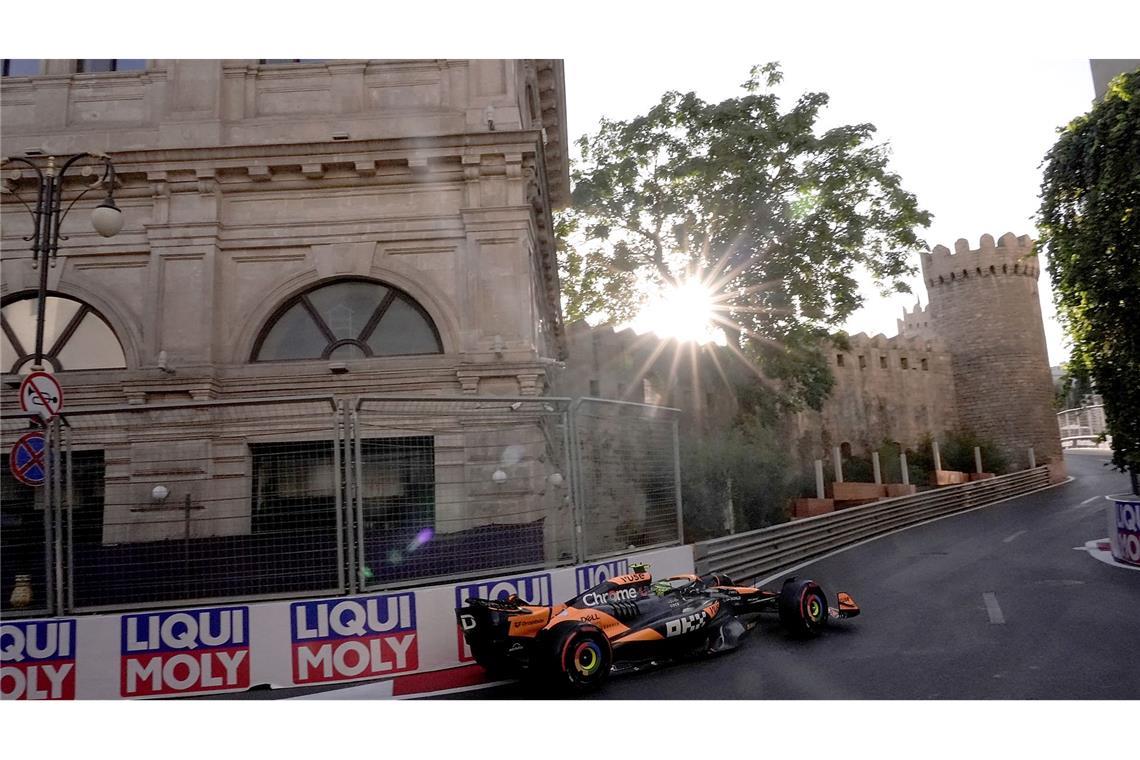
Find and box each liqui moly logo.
[291,593,417,685]
[1,620,76,700]
[575,559,630,593]
[1114,500,1140,566]
[121,606,249,698]
[454,573,552,661]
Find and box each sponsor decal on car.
[575,559,630,593]
[0,619,76,700]
[291,593,417,685]
[121,607,249,697]
[665,602,720,638]
[455,573,552,661]
[581,585,650,607]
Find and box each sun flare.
[628,278,726,345]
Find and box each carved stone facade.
[1,59,569,402]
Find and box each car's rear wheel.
[777,578,829,637]
[537,622,612,694]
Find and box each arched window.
[1,293,127,375]
[253,278,443,362]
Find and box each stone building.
[0,59,576,606]
[560,232,1063,474]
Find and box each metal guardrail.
[693,466,1052,582]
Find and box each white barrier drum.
[1108,495,1140,567]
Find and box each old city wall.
[921,233,1062,469]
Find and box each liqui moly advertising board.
[290,593,418,685]
[1111,496,1140,567]
[454,572,552,661]
[1,619,77,700]
[120,606,250,697]
[575,559,630,593]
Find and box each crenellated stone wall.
[920,232,1061,469]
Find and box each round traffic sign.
[9,431,47,487]
[19,371,64,420]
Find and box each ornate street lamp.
[1,152,122,371]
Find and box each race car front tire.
[537,622,612,694]
[777,578,829,637]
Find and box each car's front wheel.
[777,578,829,637]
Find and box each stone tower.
[920,232,1062,470]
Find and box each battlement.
[844,331,945,354]
[920,232,1039,287]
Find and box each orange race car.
[455,563,860,692]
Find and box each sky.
[563,55,1098,366]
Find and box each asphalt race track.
[446,449,1139,700]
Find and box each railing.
[693,466,1053,582]
[1057,403,1107,444]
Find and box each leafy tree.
[1038,68,1140,491]
[558,63,931,411]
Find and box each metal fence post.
[50,416,63,616]
[567,399,587,563]
[672,415,684,546]
[353,407,366,591]
[343,405,357,595]
[333,401,346,594]
[65,424,75,613]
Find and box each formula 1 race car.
[455,564,860,693]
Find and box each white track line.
[983,592,1005,624]
[752,476,1075,588]
[1002,530,1027,543]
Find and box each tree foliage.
[1038,68,1140,483]
[557,63,931,411]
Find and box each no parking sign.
[9,431,47,487]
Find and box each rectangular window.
[78,59,147,73]
[879,355,887,369]
[836,354,845,367]
[2,59,40,76]
[921,358,929,371]
[858,355,867,370]
[901,357,909,370]
[589,379,599,397]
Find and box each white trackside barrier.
[0,545,693,700]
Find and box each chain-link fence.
[2,412,56,618]
[1,393,682,616]
[352,396,576,590]
[569,398,682,560]
[57,397,345,612]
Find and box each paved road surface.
[446,450,1139,699]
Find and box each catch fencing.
[693,466,1053,583]
[1057,404,1107,445]
[1,394,682,617]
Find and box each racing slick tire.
[777,578,829,637]
[535,622,612,694]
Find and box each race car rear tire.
[777,578,829,637]
[537,622,612,694]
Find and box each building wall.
[1,60,573,561]
[795,332,958,458]
[1,59,570,403]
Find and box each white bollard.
[814,459,825,500]
[872,451,882,484]
[932,440,942,472]
[900,451,909,486]
[1028,447,1036,469]
[832,446,844,484]
[974,446,983,474]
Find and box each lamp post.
[1,151,122,371]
